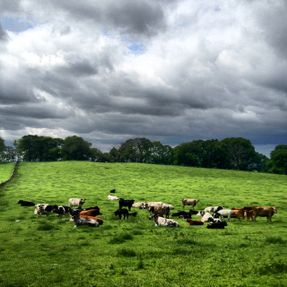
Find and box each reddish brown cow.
[230,208,245,219]
[186,219,204,226]
[253,206,277,223]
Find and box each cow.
[17,200,35,206]
[68,198,85,208]
[114,208,129,219]
[207,220,227,229]
[197,211,214,223]
[107,194,119,201]
[110,189,116,193]
[132,202,146,208]
[230,208,245,219]
[80,207,101,217]
[243,207,257,221]
[119,198,135,211]
[182,198,199,209]
[172,209,199,219]
[149,205,170,218]
[142,202,163,209]
[53,205,71,216]
[253,206,277,223]
[72,213,103,227]
[204,206,224,214]
[34,204,58,215]
[152,215,179,227]
[186,219,204,226]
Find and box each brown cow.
[253,206,277,223]
[149,205,170,218]
[230,208,245,219]
[186,219,204,226]
[182,198,199,209]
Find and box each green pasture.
[0,162,286,287]
[0,163,14,183]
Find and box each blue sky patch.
[128,42,145,55]
[1,15,34,33]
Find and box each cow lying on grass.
[151,214,179,227]
[17,200,35,206]
[172,210,198,219]
[186,219,204,226]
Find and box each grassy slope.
[0,163,14,183]
[0,162,286,287]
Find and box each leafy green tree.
[269,145,287,174]
[221,138,257,170]
[109,147,120,162]
[61,136,92,160]
[90,148,110,162]
[149,141,173,164]
[0,137,5,153]
[15,135,63,161]
[118,138,153,162]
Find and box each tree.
[269,145,287,174]
[118,138,153,163]
[149,141,173,165]
[61,136,92,160]
[220,138,257,170]
[0,137,5,153]
[15,135,63,161]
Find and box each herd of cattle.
[17,194,278,229]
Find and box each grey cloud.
[255,0,287,59]
[36,0,166,37]
[0,24,7,40]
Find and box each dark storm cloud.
[255,0,287,59]
[42,0,166,37]
[0,0,286,154]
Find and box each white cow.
[154,216,179,227]
[204,206,224,214]
[68,198,85,208]
[107,194,119,201]
[216,209,232,221]
[197,211,214,223]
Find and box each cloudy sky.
[0,0,286,156]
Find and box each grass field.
[0,161,286,287]
[0,163,14,183]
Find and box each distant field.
[0,163,14,183]
[0,162,286,287]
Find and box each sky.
[0,0,286,157]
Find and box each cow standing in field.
[119,198,135,211]
[253,206,277,223]
[182,199,199,209]
[68,198,85,208]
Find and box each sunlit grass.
[0,161,286,286]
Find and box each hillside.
[0,162,286,287]
[0,163,14,183]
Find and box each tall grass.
[0,161,286,287]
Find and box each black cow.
[53,205,71,216]
[119,198,135,211]
[171,209,198,219]
[114,208,129,219]
[110,189,116,193]
[17,200,35,206]
[207,218,227,229]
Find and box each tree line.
[0,135,286,174]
